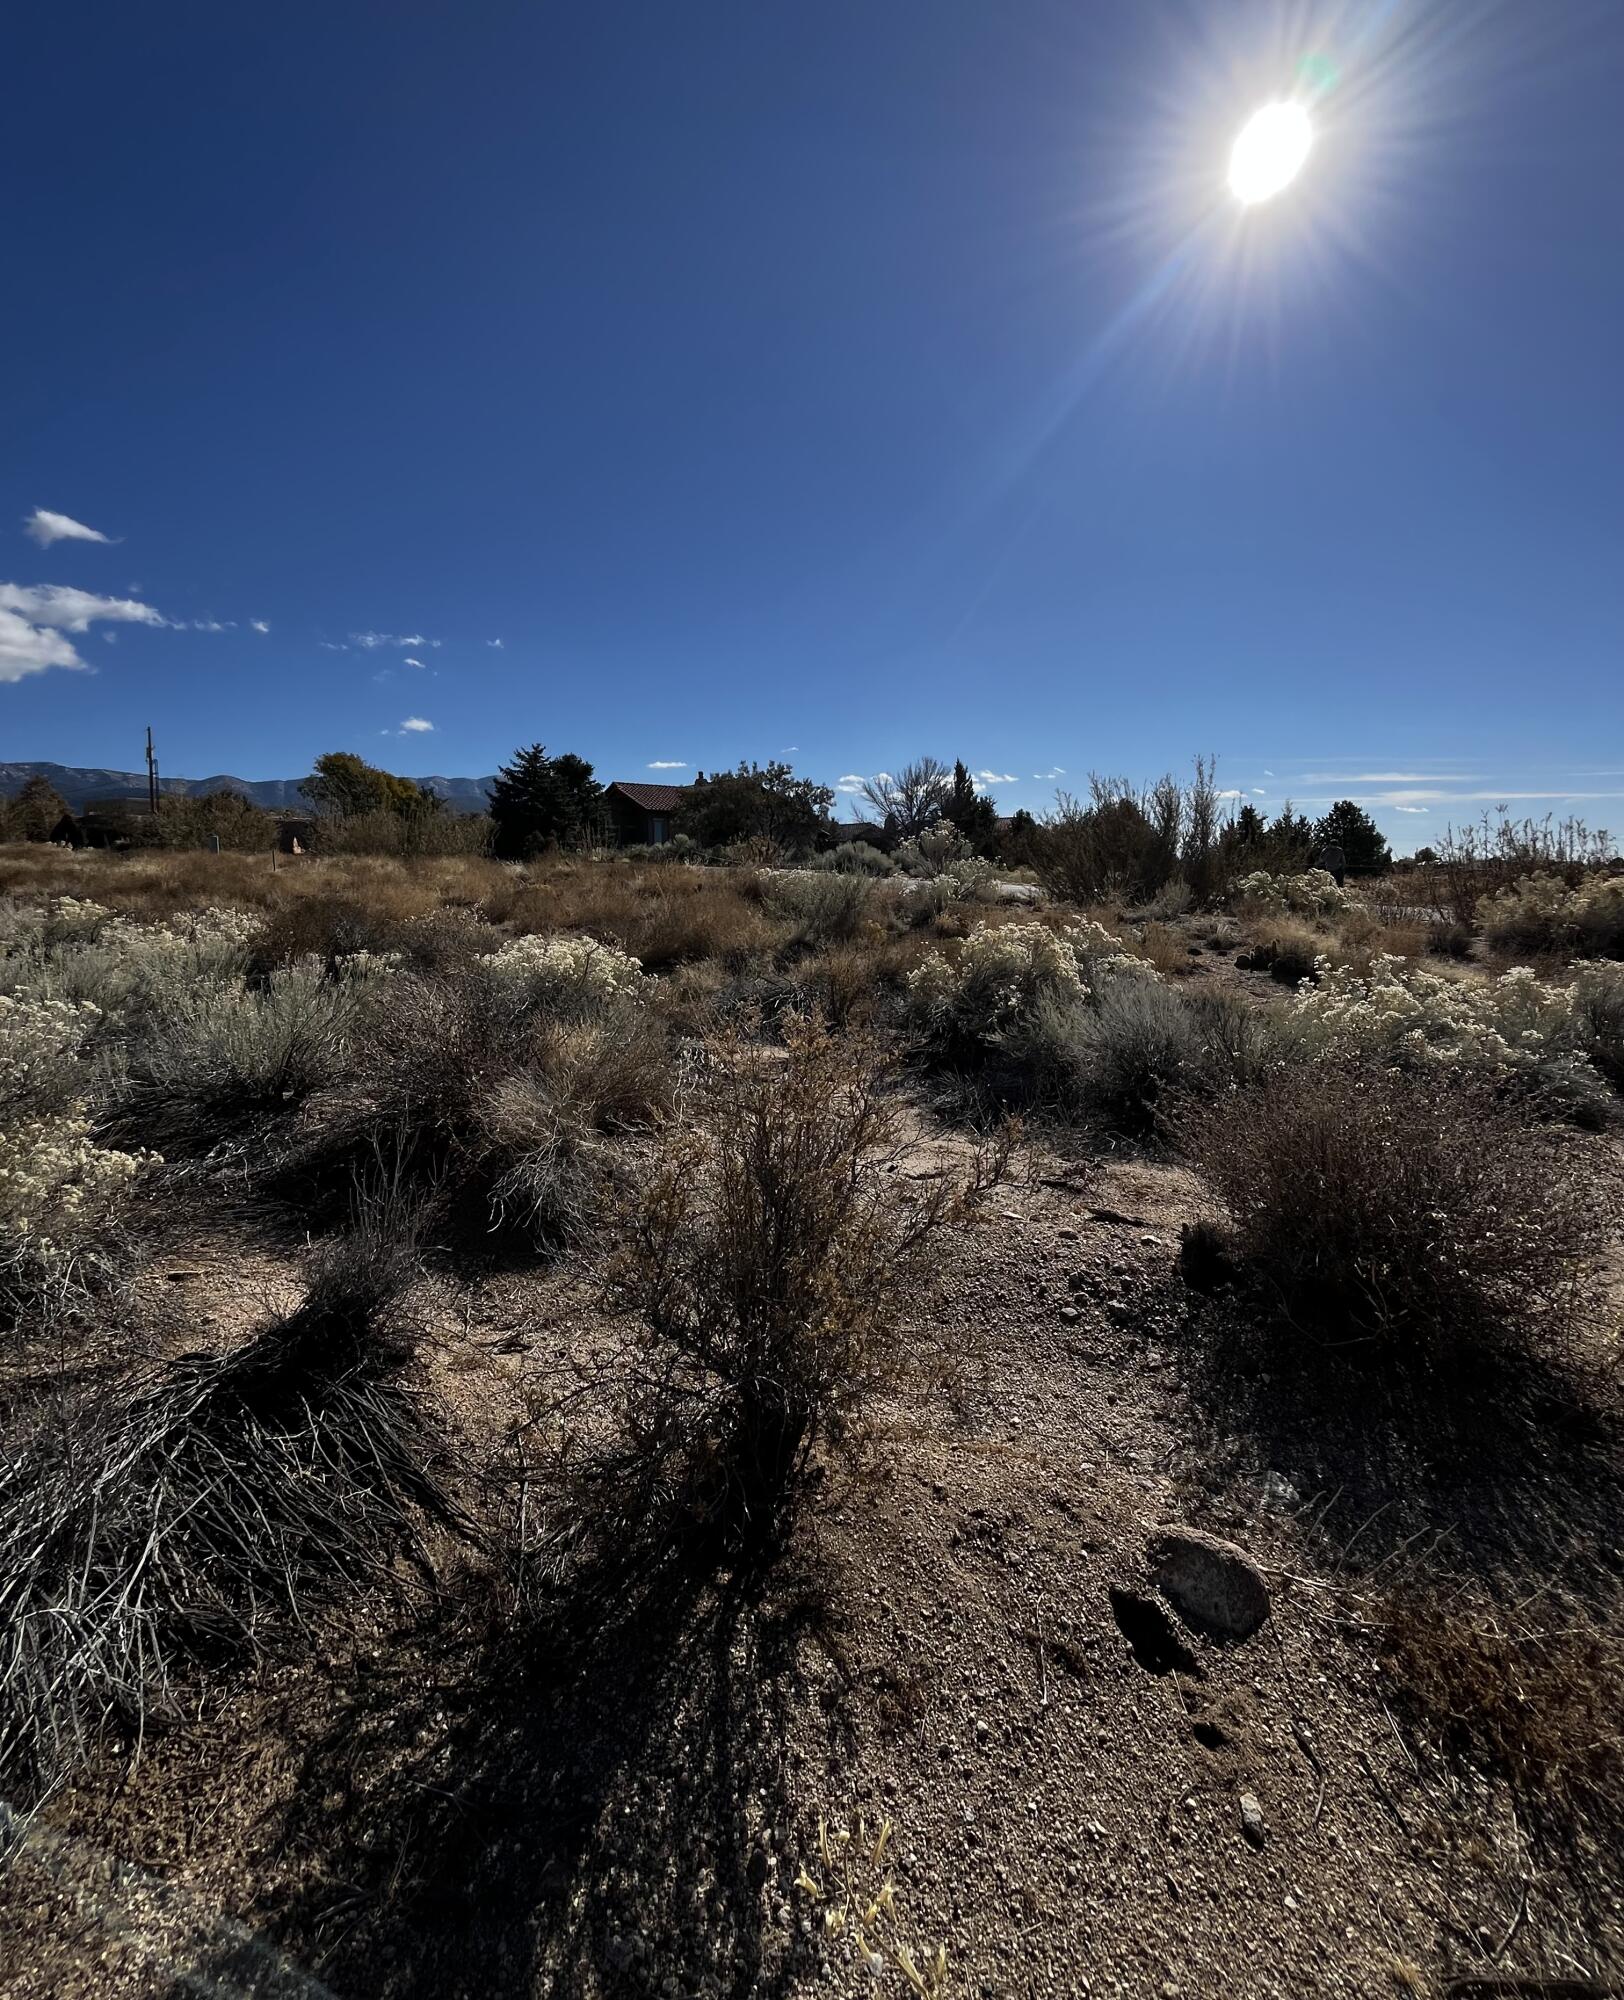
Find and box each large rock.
[1149,1527,1271,1642]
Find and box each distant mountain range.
[0,762,497,814]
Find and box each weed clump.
[298,956,670,1250]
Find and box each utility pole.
[146,726,160,816]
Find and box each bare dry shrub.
[0,1219,454,1800]
[535,1019,995,1568]
[1176,1066,1607,1350]
[1381,1587,1623,1849]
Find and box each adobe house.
[606,780,689,846]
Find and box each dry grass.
[1136,920,1198,977]
[1381,1586,1624,1849]
[296,968,672,1251]
[1239,915,1324,985]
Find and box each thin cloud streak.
[24,508,117,548]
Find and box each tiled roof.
[609,781,688,812]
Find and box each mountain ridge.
[0,762,497,813]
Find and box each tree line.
[1,745,1393,886]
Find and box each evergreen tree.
[1232,802,1266,847]
[1313,799,1391,876]
[488,743,605,858]
[10,775,69,841]
[943,759,999,854]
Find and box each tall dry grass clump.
[0,1220,454,1801]
[1380,1587,1624,1854]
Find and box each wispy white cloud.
[24,507,117,548]
[976,770,1017,785]
[0,582,163,634]
[1032,767,1065,781]
[181,618,234,633]
[1298,771,1483,786]
[403,656,425,670]
[1296,787,1624,810]
[320,641,349,652]
[1216,788,1243,800]
[1251,788,1266,796]
[647,760,687,770]
[399,716,434,733]
[250,619,270,634]
[1262,769,1275,777]
[487,637,504,648]
[352,631,440,651]
[1394,805,1429,814]
[0,581,164,683]
[836,774,867,795]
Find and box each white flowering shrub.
[894,826,977,879]
[1484,872,1624,960]
[1286,955,1611,1117]
[1570,960,1624,1091]
[482,932,647,1009]
[907,918,1153,1055]
[4,905,262,1019]
[1234,868,1349,917]
[0,895,113,959]
[0,993,100,1123]
[0,993,155,1325]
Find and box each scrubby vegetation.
[0,814,1620,1994]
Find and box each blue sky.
[3,1,1621,846]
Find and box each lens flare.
[1228,101,1313,204]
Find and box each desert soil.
[1,1122,1618,2000]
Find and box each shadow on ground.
[263,1542,845,2000]
[1166,1276,1624,1603]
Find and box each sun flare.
[1228,101,1313,205]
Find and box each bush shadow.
[264,1542,840,2000]
[1167,1276,1624,1604]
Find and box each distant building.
[53,797,158,849]
[606,781,688,846]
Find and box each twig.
[1356,1748,1407,1830]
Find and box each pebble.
[1240,1792,1267,1847]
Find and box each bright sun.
[1228,101,1313,205]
